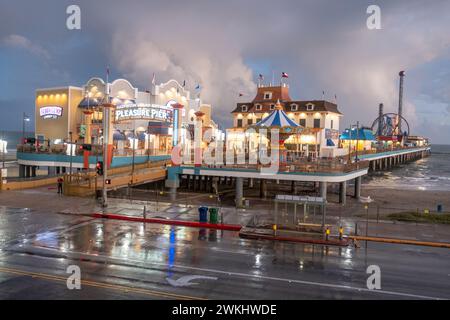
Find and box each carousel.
[251,100,303,164]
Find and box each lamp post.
[22,112,30,144]
[355,121,360,163]
[1,131,5,169]
[348,127,352,163]
[69,131,73,181]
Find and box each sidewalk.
[0,186,256,226]
[1,186,450,246]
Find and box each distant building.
[340,127,376,152]
[227,83,344,158]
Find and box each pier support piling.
[339,181,347,205]
[319,182,327,201]
[354,176,361,199]
[260,179,267,198]
[235,177,244,208]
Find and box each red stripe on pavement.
[90,213,242,231]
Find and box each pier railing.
[185,157,369,174]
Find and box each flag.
[151,73,156,86]
[281,72,288,78]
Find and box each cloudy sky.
[1,0,450,143]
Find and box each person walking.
[57,177,63,194]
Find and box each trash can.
[198,206,208,222]
[437,204,443,213]
[209,207,219,224]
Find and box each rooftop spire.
[275,99,283,110]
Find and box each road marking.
[8,245,446,300]
[167,275,218,287]
[0,266,204,300]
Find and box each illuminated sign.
[115,103,173,122]
[166,100,186,117]
[40,106,63,119]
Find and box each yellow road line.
[0,266,205,300]
[349,236,450,248]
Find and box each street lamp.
[22,112,31,144]
[1,131,6,169]
[69,131,73,181]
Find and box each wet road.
[0,206,449,299]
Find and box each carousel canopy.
[254,100,300,128]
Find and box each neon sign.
[40,106,63,119]
[115,104,173,122]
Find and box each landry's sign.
[115,103,173,122]
[40,106,63,119]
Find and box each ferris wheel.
[371,113,410,140]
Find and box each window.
[291,104,298,111]
[313,118,321,128]
[255,104,262,111]
[270,104,275,110]
[264,92,272,100]
[247,119,253,125]
[331,120,334,129]
[306,103,315,111]
[299,119,306,127]
[241,105,248,112]
[237,119,243,127]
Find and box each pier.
[166,146,431,207]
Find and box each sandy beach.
[362,186,450,210]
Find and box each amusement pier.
[1,71,430,232]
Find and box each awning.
[340,128,376,141]
[137,132,147,140]
[326,139,335,147]
[78,97,103,109]
[124,131,137,139]
[113,130,126,141]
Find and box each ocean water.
[364,144,450,191]
[0,130,34,152]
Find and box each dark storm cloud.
[1,0,450,142]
